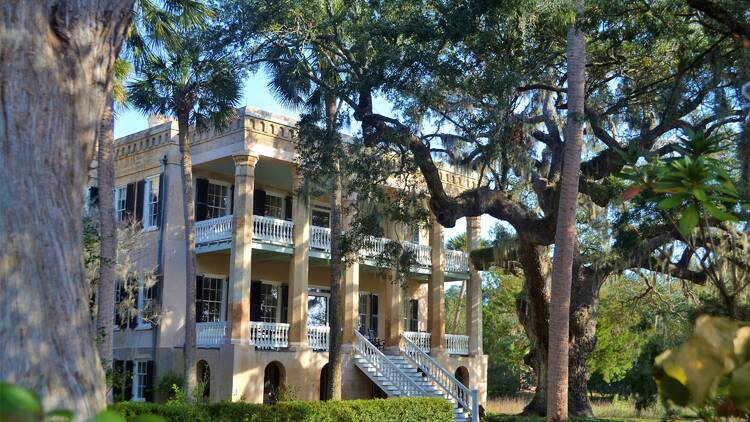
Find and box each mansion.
[103,107,487,421]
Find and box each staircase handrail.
[354,330,426,397]
[401,333,479,422]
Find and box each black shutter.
[115,283,127,329]
[253,189,266,216]
[196,275,205,323]
[128,278,138,329]
[124,183,136,222]
[410,300,419,332]
[250,281,262,321]
[144,361,154,402]
[124,361,134,401]
[156,173,165,227]
[195,178,209,221]
[280,284,289,323]
[284,196,292,221]
[113,360,124,401]
[135,179,145,225]
[370,295,379,337]
[230,184,234,214]
[88,186,99,208]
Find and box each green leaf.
[657,194,685,210]
[678,205,699,237]
[0,383,42,420]
[704,203,738,222]
[88,410,126,422]
[692,188,707,202]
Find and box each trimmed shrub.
[110,397,454,422]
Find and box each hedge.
[109,397,454,422]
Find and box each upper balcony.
[195,214,471,275]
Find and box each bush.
[110,397,454,422]
[155,371,184,401]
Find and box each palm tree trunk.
[178,115,198,401]
[326,95,344,401]
[0,2,131,418]
[96,98,117,404]
[547,1,586,421]
[450,280,466,333]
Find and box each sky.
[114,70,500,245]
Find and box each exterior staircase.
[353,330,478,422]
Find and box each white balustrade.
[403,331,431,353]
[401,334,479,422]
[248,321,290,349]
[445,334,470,355]
[361,236,390,258]
[196,321,226,347]
[446,249,470,273]
[310,225,331,252]
[307,325,330,351]
[195,215,233,244]
[355,330,426,397]
[253,215,294,245]
[404,242,432,267]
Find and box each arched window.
[263,361,285,404]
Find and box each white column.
[466,216,483,355]
[227,152,258,343]
[288,169,309,348]
[428,215,445,354]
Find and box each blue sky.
[114,70,500,244]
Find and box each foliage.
[652,315,750,418]
[155,372,184,402]
[0,383,164,422]
[482,269,531,397]
[109,397,454,421]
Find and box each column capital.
[232,152,259,168]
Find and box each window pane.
[198,277,224,322]
[307,295,328,326]
[260,284,279,322]
[206,183,229,219]
[265,195,283,219]
[311,209,330,227]
[144,177,159,228]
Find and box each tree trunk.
[567,265,600,417]
[517,240,551,416]
[178,116,198,400]
[451,280,466,333]
[96,98,117,404]
[326,95,344,400]
[0,2,131,419]
[547,1,586,420]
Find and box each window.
[408,299,419,332]
[132,361,149,401]
[404,223,420,243]
[114,186,127,222]
[265,194,284,219]
[136,278,156,329]
[197,276,226,323]
[358,292,379,336]
[142,176,159,229]
[307,288,330,326]
[260,283,280,322]
[311,207,330,228]
[206,182,230,219]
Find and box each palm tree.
[95,1,213,390]
[127,32,243,398]
[547,0,586,420]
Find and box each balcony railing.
[195,215,233,244]
[403,331,431,353]
[445,334,469,355]
[248,321,289,349]
[404,241,432,267]
[307,325,330,351]
[446,249,470,273]
[195,215,470,272]
[253,215,294,245]
[196,321,226,347]
[310,225,331,252]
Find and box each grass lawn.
[484,396,664,421]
